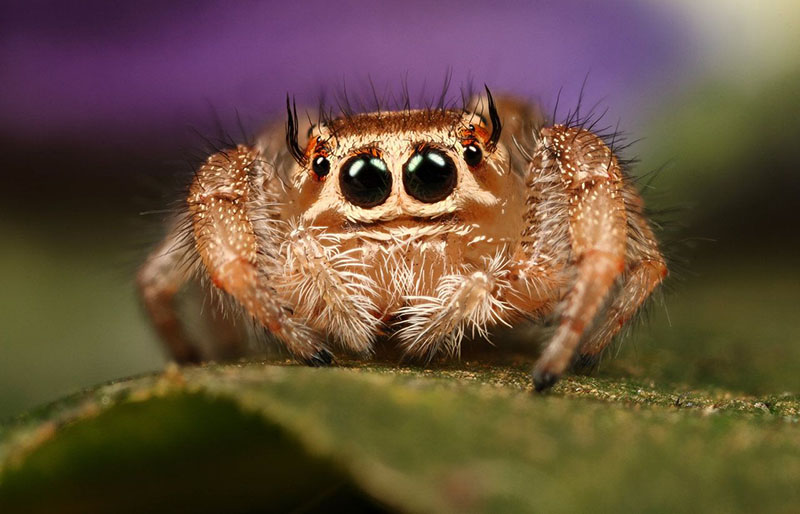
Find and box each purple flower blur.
[0,0,689,146]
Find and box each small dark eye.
[403,148,457,203]
[463,144,483,167]
[339,154,392,208]
[312,155,330,178]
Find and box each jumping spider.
[138,87,666,391]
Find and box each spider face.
[287,110,520,246]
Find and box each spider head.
[284,91,522,237]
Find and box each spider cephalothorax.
[138,87,666,391]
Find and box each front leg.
[188,146,326,361]
[531,126,629,391]
[576,183,667,365]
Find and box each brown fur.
[138,94,666,391]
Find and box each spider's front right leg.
[529,126,629,391]
[187,146,328,363]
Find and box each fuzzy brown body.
[138,92,666,391]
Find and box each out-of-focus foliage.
[639,69,800,245]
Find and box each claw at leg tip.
[532,367,559,393]
[305,348,334,367]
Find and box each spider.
[137,87,667,392]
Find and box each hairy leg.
[137,216,201,363]
[577,184,667,362]
[188,146,325,360]
[530,126,630,391]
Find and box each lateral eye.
[312,155,330,179]
[463,144,483,167]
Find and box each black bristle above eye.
[485,85,502,151]
[286,94,307,166]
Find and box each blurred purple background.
[0,0,689,148]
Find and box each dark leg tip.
[532,368,559,393]
[304,348,334,367]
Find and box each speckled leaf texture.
[1,362,799,514]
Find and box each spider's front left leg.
[188,145,328,363]
[531,125,630,391]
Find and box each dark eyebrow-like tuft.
[286,95,307,166]
[485,85,502,151]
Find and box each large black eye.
[403,148,457,203]
[339,154,392,208]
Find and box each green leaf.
[2,362,799,513]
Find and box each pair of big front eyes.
[313,146,482,208]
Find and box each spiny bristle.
[287,76,488,145]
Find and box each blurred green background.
[1,1,799,420]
